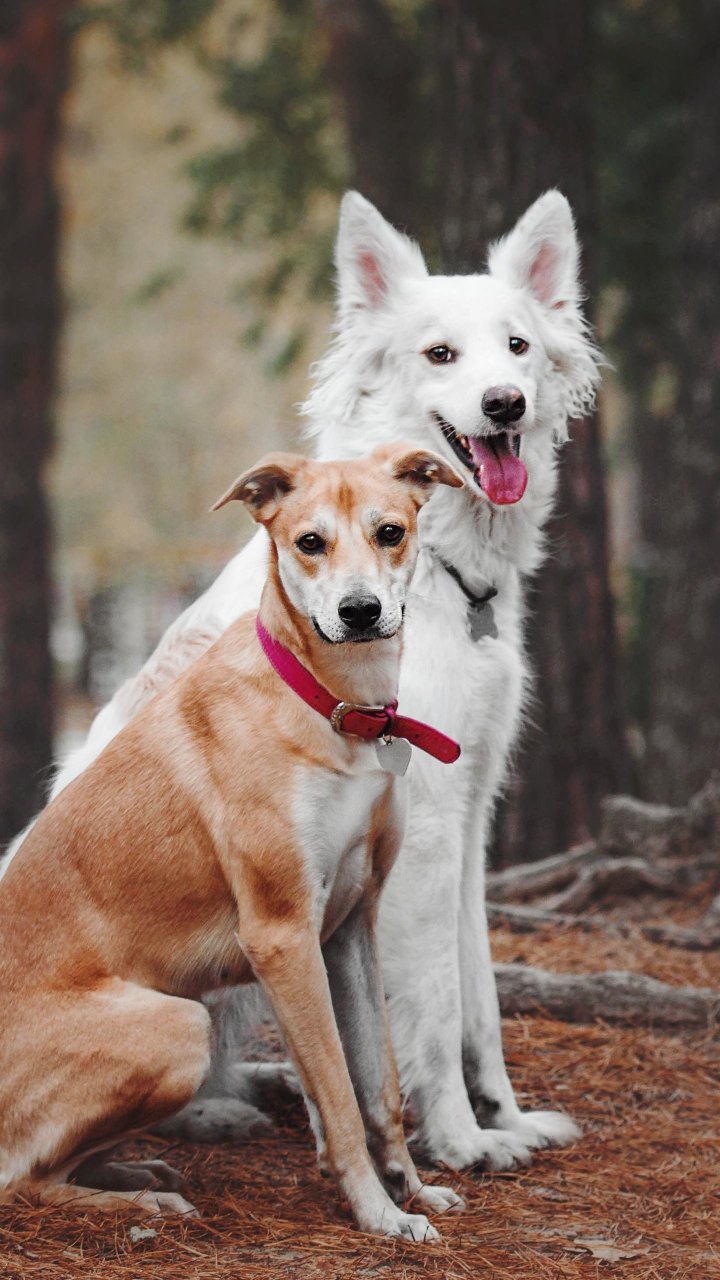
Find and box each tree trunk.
[433,0,628,862]
[315,0,428,234]
[0,0,69,844]
[637,3,720,803]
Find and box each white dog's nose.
[482,386,526,425]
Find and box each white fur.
[4,190,598,1166]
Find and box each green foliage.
[132,262,183,303]
[181,0,348,352]
[74,0,219,64]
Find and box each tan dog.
[0,444,465,1240]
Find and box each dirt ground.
[1,920,718,1280]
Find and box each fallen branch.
[545,857,682,914]
[486,901,611,934]
[487,900,720,954]
[486,842,597,903]
[642,892,720,952]
[641,922,720,952]
[495,963,720,1030]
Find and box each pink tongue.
[468,435,527,505]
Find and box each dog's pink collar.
[255,617,460,765]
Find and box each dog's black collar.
[428,549,497,609]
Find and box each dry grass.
[1,923,718,1280]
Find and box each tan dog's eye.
[509,336,529,355]
[376,524,405,547]
[296,533,326,555]
[425,345,456,365]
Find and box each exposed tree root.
[642,893,720,951]
[486,842,597,902]
[495,963,720,1030]
[486,901,610,934]
[488,778,719,934]
[544,857,683,914]
[599,774,720,860]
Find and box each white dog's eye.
[425,345,456,365]
[509,336,529,355]
[376,523,406,547]
[296,532,326,555]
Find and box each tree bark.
[315,0,428,234]
[432,0,628,862]
[0,0,69,844]
[636,3,720,804]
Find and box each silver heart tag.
[468,601,498,642]
[374,737,412,776]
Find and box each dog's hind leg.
[25,1182,196,1217]
[5,982,211,1215]
[72,1149,185,1193]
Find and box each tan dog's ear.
[211,453,307,523]
[376,444,464,506]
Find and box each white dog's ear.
[488,191,580,311]
[211,453,306,523]
[335,191,427,314]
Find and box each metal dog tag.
[468,601,498,642]
[375,737,412,776]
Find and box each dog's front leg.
[459,794,581,1153]
[378,756,532,1171]
[244,922,440,1242]
[323,899,463,1219]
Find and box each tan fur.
[0,445,463,1238]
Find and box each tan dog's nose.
[338,594,382,632]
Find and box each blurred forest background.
[1,0,717,864]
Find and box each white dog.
[5,189,599,1169]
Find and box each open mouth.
[433,413,528,506]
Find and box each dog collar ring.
[330,700,391,735]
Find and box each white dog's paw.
[411,1183,464,1214]
[226,1060,301,1109]
[500,1108,581,1150]
[378,1209,441,1243]
[422,1124,532,1171]
[153,1097,272,1143]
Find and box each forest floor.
[1,906,718,1280]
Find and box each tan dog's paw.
[133,1190,198,1217]
[411,1183,464,1214]
[381,1209,440,1242]
[29,1183,198,1217]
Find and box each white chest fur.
[293,762,402,939]
[397,550,526,759]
